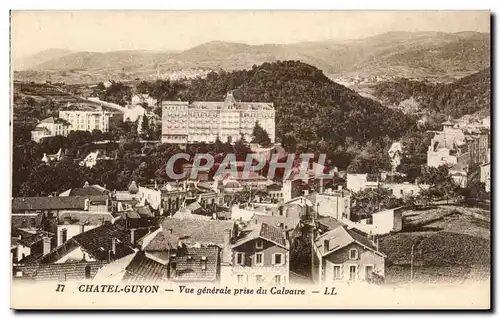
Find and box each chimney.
[42,237,51,256]
[84,198,90,211]
[111,237,117,255]
[130,229,136,245]
[323,239,330,254]
[222,229,232,264]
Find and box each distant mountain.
[371,68,491,118]
[14,31,490,82]
[13,48,73,70]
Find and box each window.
[15,271,23,277]
[274,275,281,285]
[60,228,67,244]
[349,249,358,260]
[255,275,264,284]
[333,265,342,280]
[236,253,245,266]
[256,239,263,249]
[273,253,283,265]
[349,265,357,281]
[400,189,404,195]
[365,265,374,280]
[237,274,244,284]
[255,253,263,265]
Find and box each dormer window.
[349,248,358,260]
[256,239,263,249]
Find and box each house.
[383,182,429,199]
[229,222,289,286]
[41,148,63,163]
[12,195,110,235]
[56,210,114,246]
[267,183,283,201]
[173,201,212,220]
[480,163,490,192]
[38,222,151,264]
[354,207,404,235]
[59,182,107,197]
[31,117,72,142]
[11,230,54,264]
[124,104,146,122]
[140,218,237,265]
[93,251,167,284]
[346,173,379,192]
[249,214,300,233]
[307,187,351,221]
[312,223,385,284]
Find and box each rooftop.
[12,195,108,211]
[171,246,219,282]
[232,222,288,249]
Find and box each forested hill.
[371,68,491,118]
[180,61,416,147]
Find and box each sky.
[11,10,490,57]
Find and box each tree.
[91,129,103,141]
[351,187,403,220]
[251,121,271,146]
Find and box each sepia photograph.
[9,10,491,310]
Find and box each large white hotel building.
[161,92,275,144]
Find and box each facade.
[312,224,385,284]
[59,103,123,133]
[161,92,275,144]
[42,148,63,163]
[308,187,351,221]
[229,223,289,286]
[31,117,71,142]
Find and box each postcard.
[10,10,491,310]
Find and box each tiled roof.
[158,218,235,247]
[58,211,113,225]
[316,216,344,231]
[122,251,166,284]
[40,223,151,263]
[232,223,288,249]
[171,247,219,282]
[12,196,107,211]
[63,186,106,197]
[249,214,300,232]
[13,261,107,281]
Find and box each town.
[11,67,490,288]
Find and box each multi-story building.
[427,119,489,170]
[312,220,385,284]
[31,117,72,142]
[229,222,289,286]
[59,103,123,133]
[161,92,275,144]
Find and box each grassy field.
[380,205,490,285]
